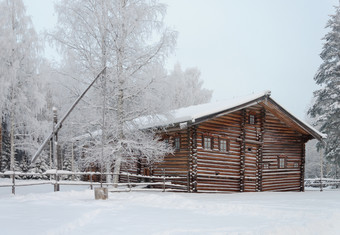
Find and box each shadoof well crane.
[31,67,106,190]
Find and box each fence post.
[71,142,75,181]
[54,172,59,192]
[162,169,165,192]
[90,173,93,190]
[187,171,190,193]
[127,173,131,192]
[320,148,323,192]
[12,171,15,195]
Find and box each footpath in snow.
[0,181,339,235]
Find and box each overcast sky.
[23,0,338,120]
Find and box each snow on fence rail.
[305,178,340,188]
[2,171,338,194]
[0,170,188,194]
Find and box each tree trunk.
[112,17,126,187]
[112,84,124,187]
[10,112,14,172]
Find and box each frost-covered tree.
[1,119,11,171]
[309,4,340,178]
[19,154,31,179]
[164,64,213,110]
[0,0,49,171]
[51,0,177,185]
[305,139,326,178]
[31,155,49,179]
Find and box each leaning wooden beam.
[31,67,106,163]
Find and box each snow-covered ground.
[0,180,339,235]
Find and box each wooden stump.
[94,187,108,200]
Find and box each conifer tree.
[31,156,49,180]
[19,155,31,179]
[309,3,340,178]
[1,120,11,172]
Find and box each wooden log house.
[143,91,325,192]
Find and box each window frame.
[174,136,181,151]
[203,136,213,150]
[164,138,169,148]
[278,155,287,169]
[249,114,255,125]
[219,138,229,152]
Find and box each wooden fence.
[0,170,188,194]
[304,178,340,188]
[1,172,339,195]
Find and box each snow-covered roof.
[139,90,326,141]
[170,90,271,124]
[139,91,271,129]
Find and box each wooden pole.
[320,147,323,192]
[71,142,75,181]
[53,108,60,192]
[127,173,131,192]
[187,171,190,193]
[12,171,15,195]
[0,119,3,173]
[49,140,52,168]
[162,169,165,192]
[90,173,93,190]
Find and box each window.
[203,136,212,150]
[219,139,228,152]
[174,137,180,150]
[249,114,255,125]
[164,139,169,148]
[263,163,269,169]
[278,158,285,169]
[294,162,299,168]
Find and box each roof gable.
[259,98,325,141]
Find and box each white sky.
[23,0,338,120]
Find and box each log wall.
[196,111,243,192]
[152,129,190,188]
[190,103,306,193]
[131,102,309,193]
[261,110,306,192]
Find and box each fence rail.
[0,170,188,194]
[1,171,339,194]
[304,178,340,188]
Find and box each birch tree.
[51,0,176,184]
[165,64,213,110]
[0,0,48,171]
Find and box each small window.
[164,139,169,148]
[203,136,212,150]
[174,137,180,150]
[294,162,299,168]
[263,163,269,169]
[219,139,228,152]
[278,158,285,169]
[249,114,255,125]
